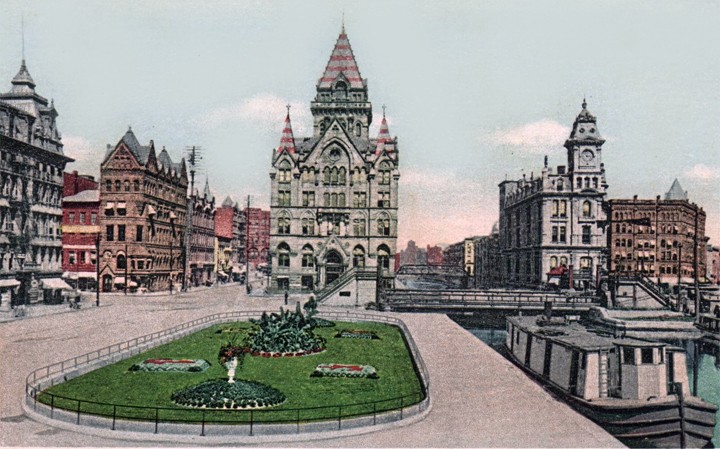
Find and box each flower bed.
[171,379,286,409]
[335,329,380,340]
[310,364,379,379]
[129,359,210,373]
[252,347,325,358]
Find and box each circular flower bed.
[171,379,286,409]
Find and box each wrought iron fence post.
[200,410,205,436]
[296,409,300,434]
[400,396,404,419]
[249,410,254,436]
[338,406,342,429]
[50,395,54,418]
[76,400,81,424]
[112,405,116,430]
[154,407,159,433]
[373,402,377,425]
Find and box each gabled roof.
[118,128,152,165]
[665,178,688,201]
[222,196,234,207]
[317,29,365,90]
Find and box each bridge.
[382,289,599,313]
[395,264,468,289]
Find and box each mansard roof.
[566,98,604,145]
[317,29,366,90]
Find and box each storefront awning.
[42,278,73,290]
[114,277,138,287]
[63,271,97,280]
[0,279,21,288]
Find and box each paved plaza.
[0,285,623,447]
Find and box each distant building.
[426,244,444,266]
[245,207,270,269]
[99,129,188,292]
[398,240,426,267]
[214,196,246,282]
[474,223,501,288]
[0,60,73,307]
[498,100,608,289]
[187,180,215,287]
[268,28,399,291]
[61,172,99,291]
[443,242,464,269]
[608,180,707,285]
[707,245,720,285]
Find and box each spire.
[665,178,688,201]
[318,27,365,89]
[11,59,36,91]
[375,107,391,156]
[203,178,213,201]
[278,106,296,155]
[222,196,234,208]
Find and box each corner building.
[269,28,399,292]
[498,101,608,288]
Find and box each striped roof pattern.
[375,115,393,156]
[318,32,365,89]
[278,112,296,155]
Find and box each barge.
[506,315,717,448]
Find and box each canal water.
[452,314,720,448]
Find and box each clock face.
[580,149,595,164]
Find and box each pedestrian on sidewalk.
[284,290,288,305]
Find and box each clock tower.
[564,99,606,192]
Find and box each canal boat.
[505,315,717,448]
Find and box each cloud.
[684,163,720,181]
[488,119,570,154]
[196,93,312,135]
[63,135,102,178]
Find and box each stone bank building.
[498,101,608,288]
[0,60,73,306]
[269,28,400,292]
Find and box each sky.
[1,0,719,249]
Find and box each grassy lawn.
[39,321,424,424]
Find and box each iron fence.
[25,310,430,436]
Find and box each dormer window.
[334,81,348,100]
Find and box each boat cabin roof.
[507,316,667,352]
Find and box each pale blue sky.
[2,0,718,248]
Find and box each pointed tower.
[375,110,392,157]
[277,109,296,155]
[311,26,372,140]
[564,99,606,191]
[10,60,36,94]
[203,178,214,202]
[665,179,688,201]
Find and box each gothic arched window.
[353,246,366,268]
[301,244,314,268]
[277,243,290,268]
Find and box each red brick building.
[62,172,99,291]
[245,207,270,269]
[99,129,188,292]
[187,180,215,287]
[608,180,707,285]
[426,245,444,266]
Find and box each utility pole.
[694,210,700,323]
[95,233,100,307]
[246,195,251,294]
[184,146,202,292]
[124,243,128,295]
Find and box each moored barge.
[506,316,717,448]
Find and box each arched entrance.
[325,250,344,285]
[102,274,113,292]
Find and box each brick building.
[230,200,246,280]
[0,60,73,307]
[608,180,707,285]
[474,224,501,288]
[61,171,99,291]
[707,245,720,285]
[245,207,270,269]
[187,179,215,287]
[426,245,444,266]
[99,129,188,292]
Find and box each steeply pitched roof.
[665,178,688,201]
[375,112,392,156]
[203,178,214,201]
[11,60,36,91]
[222,196,234,207]
[317,29,365,90]
[278,111,296,155]
[119,128,152,165]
